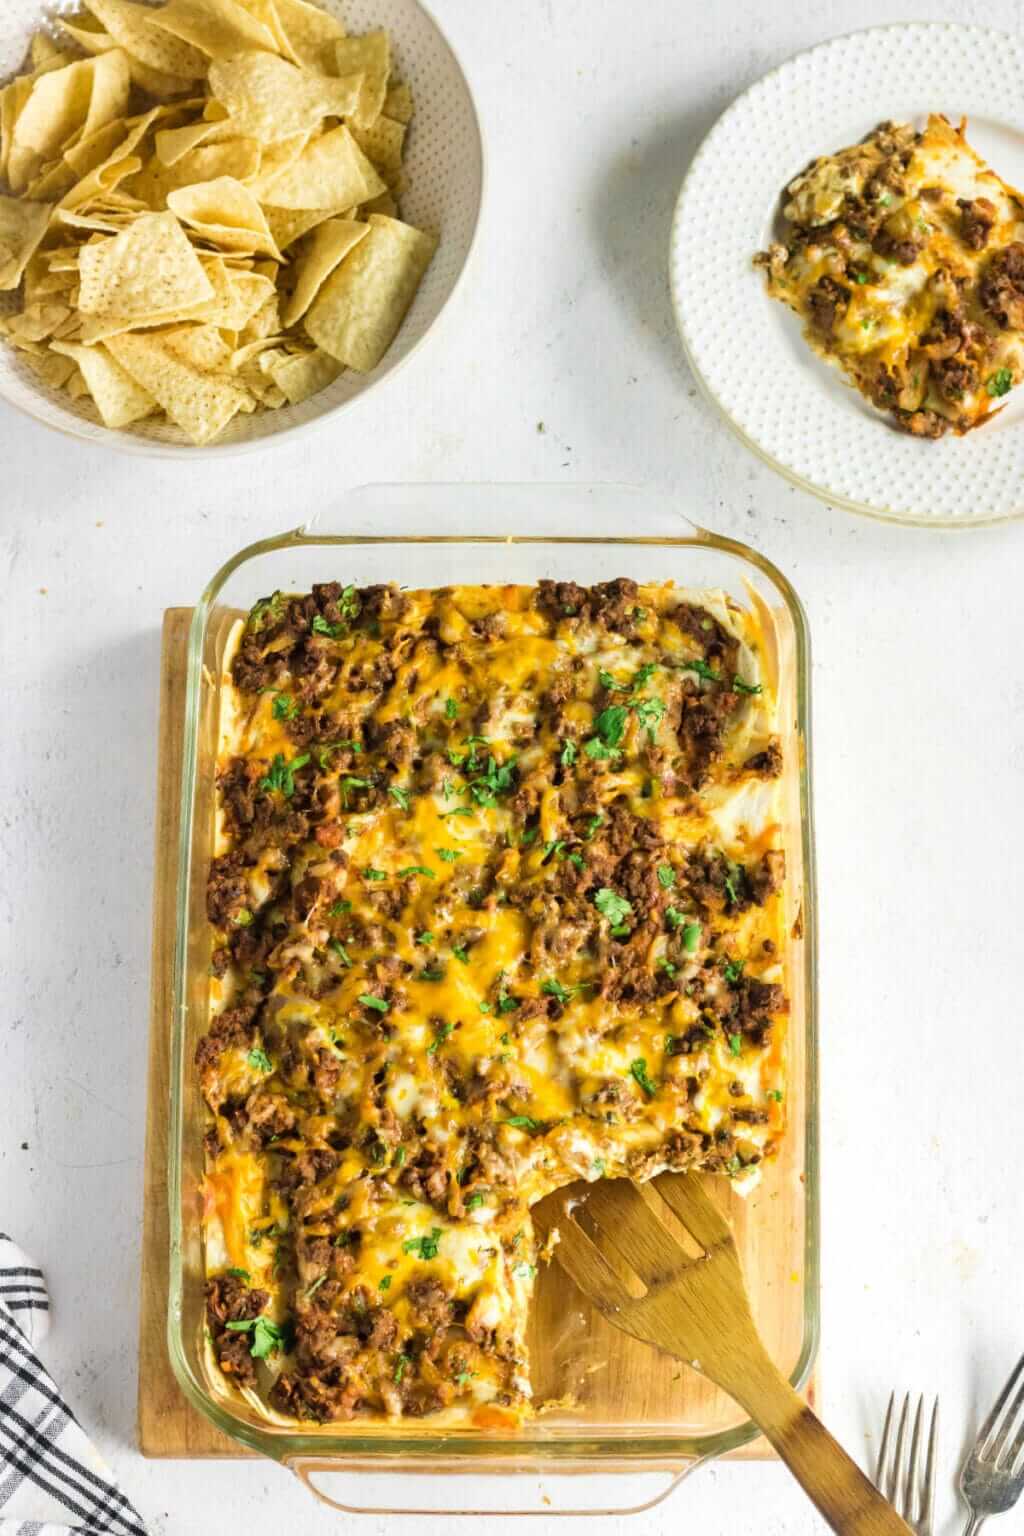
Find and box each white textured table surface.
[3,1,1024,1532]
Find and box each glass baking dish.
[166,483,818,1516]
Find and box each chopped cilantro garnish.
[987,368,1013,398]
[452,944,469,964]
[363,866,387,881]
[389,786,411,811]
[426,1022,453,1054]
[224,1316,288,1360]
[394,1353,411,1382]
[304,1274,327,1299]
[541,977,573,1005]
[416,931,434,945]
[465,1192,487,1210]
[682,921,701,953]
[226,1266,250,1281]
[584,814,604,839]
[358,994,389,1012]
[445,697,458,719]
[441,806,474,818]
[598,668,627,691]
[379,1274,393,1290]
[729,1033,743,1056]
[403,1228,442,1261]
[733,676,762,696]
[311,614,344,638]
[723,862,742,906]
[560,739,578,768]
[233,909,252,927]
[399,865,435,879]
[259,752,310,797]
[632,662,657,690]
[592,1158,606,1176]
[590,704,628,750]
[568,851,585,869]
[497,989,518,1014]
[725,1155,744,1176]
[723,959,744,983]
[513,1262,536,1280]
[247,1047,272,1073]
[629,1058,657,1098]
[543,839,566,861]
[657,864,675,889]
[329,939,352,968]
[594,887,632,927]
[436,847,463,863]
[272,693,298,721]
[633,696,665,736]
[681,659,720,683]
[769,1089,784,1102]
[454,1369,476,1385]
[419,968,444,981]
[657,957,677,977]
[342,775,370,804]
[478,1001,492,1013]
[503,1115,539,1131]
[328,899,351,916]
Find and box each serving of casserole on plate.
[164,488,817,1499]
[671,23,1024,524]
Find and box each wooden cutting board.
[138,609,816,1458]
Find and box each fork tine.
[1003,1402,1024,1475]
[978,1352,1024,1456]
[905,1395,924,1522]
[920,1397,938,1535]
[876,1391,896,1487]
[887,1393,910,1507]
[990,1370,1024,1467]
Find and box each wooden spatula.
[533,1173,910,1536]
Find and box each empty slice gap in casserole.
[197,577,790,1426]
[756,114,1024,438]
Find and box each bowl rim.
[0,0,488,460]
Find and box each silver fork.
[875,1391,939,1536]
[960,1352,1024,1534]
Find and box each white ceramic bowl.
[0,0,484,456]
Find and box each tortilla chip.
[132,137,262,207]
[269,0,346,71]
[50,337,157,425]
[207,51,361,143]
[333,31,389,130]
[59,18,193,100]
[6,299,72,342]
[268,343,341,402]
[166,175,283,259]
[8,58,102,192]
[0,196,53,290]
[243,131,309,197]
[59,105,167,210]
[147,0,279,60]
[357,189,397,218]
[383,79,412,126]
[78,208,214,319]
[261,124,383,209]
[239,288,281,342]
[188,255,275,327]
[24,348,78,389]
[261,201,333,249]
[305,213,436,371]
[84,0,207,79]
[153,110,232,165]
[282,216,367,325]
[350,114,404,176]
[106,326,251,442]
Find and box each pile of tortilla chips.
[0,0,437,444]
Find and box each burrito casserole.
[198,576,790,1424]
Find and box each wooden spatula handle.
[730,1351,912,1536]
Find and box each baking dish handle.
[296,482,706,543]
[285,1454,707,1516]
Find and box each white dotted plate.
[0,0,484,457]
[670,23,1024,526]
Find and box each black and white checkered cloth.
[0,1235,148,1536]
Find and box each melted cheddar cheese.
[757,116,1024,437]
[198,577,790,1425]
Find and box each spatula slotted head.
[536,1173,761,1381]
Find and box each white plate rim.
[669,20,1024,528]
